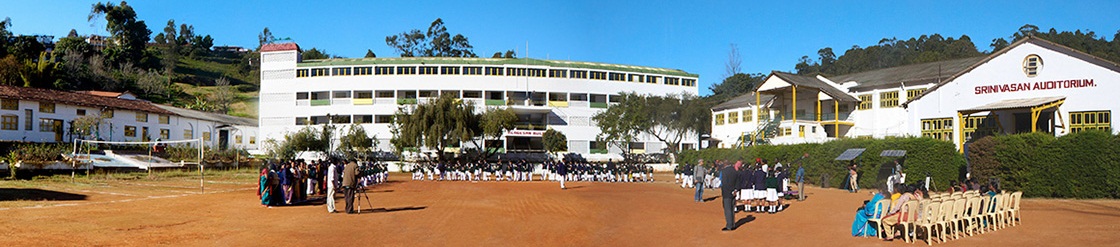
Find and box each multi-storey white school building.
[0,85,258,150]
[713,36,1118,150]
[257,43,699,160]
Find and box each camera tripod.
[355,186,374,214]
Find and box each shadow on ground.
[0,188,88,201]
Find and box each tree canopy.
[88,1,151,65]
[390,95,480,161]
[385,18,477,57]
[594,93,707,163]
[794,34,983,76]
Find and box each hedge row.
[967,130,1120,199]
[679,137,965,192]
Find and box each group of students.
[850,179,1004,239]
[410,159,656,184]
[678,158,798,214]
[257,159,389,213]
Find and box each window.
[375,115,393,124]
[506,68,526,76]
[665,77,681,85]
[24,109,32,131]
[728,111,739,124]
[1,115,17,130]
[124,126,137,137]
[440,66,461,75]
[607,72,626,81]
[354,91,373,99]
[354,66,373,75]
[332,67,352,76]
[310,91,330,100]
[548,69,567,78]
[354,115,373,124]
[857,94,873,110]
[906,88,927,101]
[1023,54,1042,77]
[629,74,644,82]
[375,90,395,98]
[1,99,17,110]
[570,93,588,101]
[375,66,394,75]
[397,66,417,75]
[921,118,954,141]
[527,68,546,77]
[570,70,588,79]
[609,95,621,103]
[1070,111,1111,133]
[249,136,256,145]
[441,90,460,98]
[589,71,607,80]
[310,68,329,77]
[880,91,899,108]
[39,118,55,132]
[311,115,329,125]
[333,91,351,98]
[962,115,999,141]
[485,67,504,75]
[759,108,771,120]
[682,79,696,87]
[158,115,170,124]
[296,92,309,100]
[331,115,352,124]
[295,117,310,125]
[160,129,170,139]
[715,113,725,125]
[136,112,148,122]
[418,66,438,75]
[235,135,242,144]
[647,76,660,84]
[463,66,482,75]
[296,69,309,78]
[77,109,86,116]
[463,91,482,98]
[743,109,753,122]
[203,132,211,142]
[39,102,55,113]
[418,90,438,98]
[183,129,193,139]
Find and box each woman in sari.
[259,167,272,207]
[851,185,889,236]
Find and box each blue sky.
[3,0,1119,95]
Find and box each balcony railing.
[514,123,548,130]
[485,99,506,106]
[589,148,608,154]
[397,98,418,105]
[310,99,330,106]
[548,101,569,107]
[590,102,608,108]
[352,98,374,105]
[820,112,854,121]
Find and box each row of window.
[294,65,697,87]
[295,115,394,125]
[2,98,175,125]
[920,110,1112,140]
[713,108,774,126]
[295,90,622,103]
[855,88,928,110]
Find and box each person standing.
[326,161,338,213]
[557,161,568,189]
[719,162,740,231]
[796,164,806,201]
[342,161,358,214]
[694,159,707,202]
[848,163,859,193]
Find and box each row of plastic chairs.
[868,191,1022,245]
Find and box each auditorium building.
[712,36,1118,150]
[258,43,699,160]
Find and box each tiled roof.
[0,85,173,115]
[153,105,257,126]
[830,57,986,91]
[713,92,775,111]
[260,43,300,52]
[771,72,860,102]
[78,91,124,97]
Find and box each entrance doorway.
[219,130,230,150]
[1014,111,1054,134]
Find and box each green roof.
[296,57,699,78]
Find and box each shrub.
[964,130,1119,199]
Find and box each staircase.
[734,118,781,148]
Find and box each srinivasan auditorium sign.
[974,79,1096,95]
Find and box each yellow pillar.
[1030,108,1040,133]
[792,86,797,125]
[957,112,965,153]
[834,101,839,138]
[816,99,821,122]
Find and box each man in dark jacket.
[557,161,568,189]
[342,161,358,214]
[720,162,740,231]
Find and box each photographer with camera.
[342,161,358,214]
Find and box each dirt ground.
[0,172,1118,246]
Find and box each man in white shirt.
[326,161,338,213]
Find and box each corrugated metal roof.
[260,43,300,52]
[959,96,1065,114]
[154,105,257,126]
[771,72,860,102]
[712,92,775,111]
[831,57,985,91]
[296,57,699,78]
